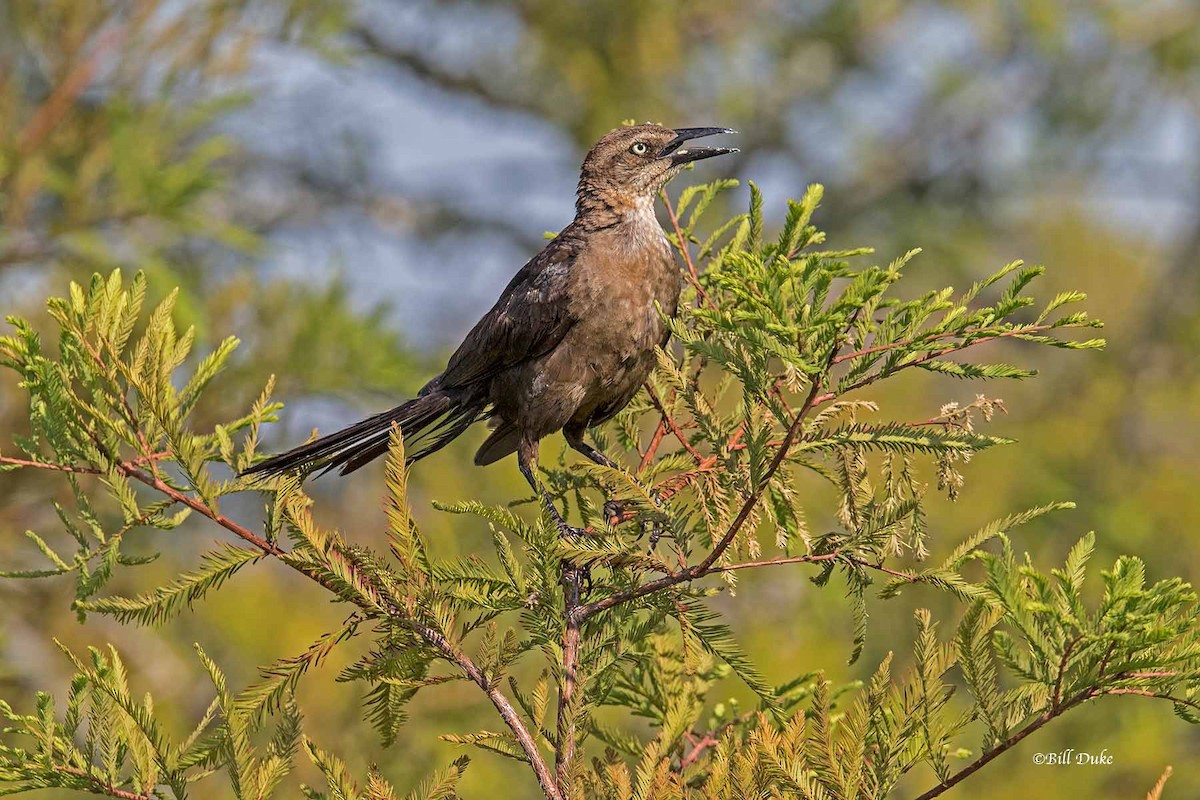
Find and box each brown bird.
[243,124,737,533]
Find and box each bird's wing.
[437,232,581,389]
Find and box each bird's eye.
[630,142,649,155]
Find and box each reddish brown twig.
[1120,671,1180,679]
[660,189,715,308]
[1103,688,1200,712]
[679,733,718,770]
[113,460,284,557]
[832,323,1059,381]
[708,552,841,573]
[9,452,562,799]
[410,618,563,799]
[644,384,703,463]
[573,541,921,622]
[913,677,1198,800]
[577,309,862,622]
[58,765,154,800]
[119,458,561,797]
[911,687,1096,800]
[1,455,102,474]
[651,425,746,500]
[555,575,582,791]
[690,369,829,578]
[638,417,668,472]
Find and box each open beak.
[659,127,739,165]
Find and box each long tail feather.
[241,390,480,478]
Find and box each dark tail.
[241,389,484,478]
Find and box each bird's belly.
[563,302,666,421]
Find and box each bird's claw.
[605,488,665,522]
[577,565,594,596]
[554,518,588,541]
[551,519,596,596]
[603,496,669,553]
[643,518,663,551]
[603,498,627,526]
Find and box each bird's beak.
[659,127,739,165]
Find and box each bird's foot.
[642,518,664,552]
[603,490,665,523]
[553,516,588,542]
[551,518,597,595]
[604,495,670,553]
[574,565,594,596]
[603,498,628,526]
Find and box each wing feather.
[438,233,580,389]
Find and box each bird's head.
[576,124,737,216]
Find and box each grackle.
[242,124,738,535]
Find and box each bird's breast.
[561,225,679,397]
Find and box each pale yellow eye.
[630,142,648,155]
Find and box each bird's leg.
[564,424,619,470]
[518,436,592,596]
[518,437,582,537]
[563,425,628,525]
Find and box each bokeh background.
[2,1,1199,797]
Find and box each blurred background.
[2,1,1199,797]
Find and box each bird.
[242,124,738,534]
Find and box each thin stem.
[912,677,1200,800]
[1103,688,1200,713]
[843,557,916,581]
[1,452,171,474]
[659,189,715,308]
[675,706,758,772]
[692,367,827,577]
[910,688,1095,800]
[708,552,841,573]
[678,732,718,770]
[836,324,1059,398]
[1,455,102,474]
[555,572,581,792]
[830,323,1057,366]
[638,416,668,472]
[115,461,284,557]
[1121,671,1180,679]
[575,546,915,621]
[578,314,856,622]
[645,384,703,463]
[58,765,155,800]
[651,425,746,500]
[410,620,563,800]
[1051,637,1080,709]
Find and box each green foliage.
[1,185,1194,800]
[577,537,1200,800]
[301,737,468,800]
[0,643,219,799]
[0,270,280,608]
[74,544,265,625]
